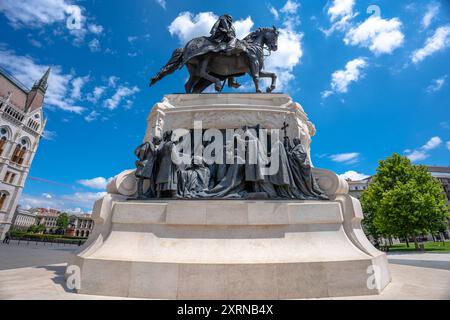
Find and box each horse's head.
[244,27,279,51]
[263,26,279,52]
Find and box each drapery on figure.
[133,136,161,199]
[286,137,328,200]
[208,14,242,89]
[177,156,210,198]
[155,131,179,198]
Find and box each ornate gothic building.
[0,66,49,240]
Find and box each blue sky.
[0,0,449,212]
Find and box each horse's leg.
[185,64,198,93]
[248,60,262,93]
[227,77,241,89]
[259,71,277,93]
[192,78,213,93]
[198,56,222,92]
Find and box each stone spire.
[25,67,50,112]
[33,67,51,93]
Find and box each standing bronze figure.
[134,136,161,199]
[150,15,279,93]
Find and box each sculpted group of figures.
[133,127,328,201]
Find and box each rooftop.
[0,66,30,93]
[426,166,450,173]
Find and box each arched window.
[0,192,9,211]
[11,138,29,165]
[0,127,10,156]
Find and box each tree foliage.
[56,213,70,232]
[360,153,449,247]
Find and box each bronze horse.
[150,27,279,93]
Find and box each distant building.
[35,208,61,234]
[426,166,450,204]
[347,177,371,199]
[11,206,37,231]
[66,214,94,238]
[0,66,49,240]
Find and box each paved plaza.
[0,241,449,300]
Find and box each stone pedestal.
[69,94,391,299]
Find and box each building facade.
[426,166,450,204]
[0,66,49,240]
[67,214,94,238]
[347,177,371,199]
[35,208,61,234]
[11,206,37,231]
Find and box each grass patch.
[387,241,450,252]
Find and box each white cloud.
[234,17,254,39]
[128,36,138,43]
[447,141,450,151]
[344,16,404,55]
[42,193,52,199]
[155,0,166,10]
[108,76,120,88]
[88,23,103,35]
[269,5,279,20]
[280,0,300,15]
[339,170,369,181]
[406,136,443,162]
[323,0,356,36]
[0,48,85,113]
[330,152,360,164]
[0,0,102,45]
[328,0,355,23]
[70,75,90,100]
[0,0,71,28]
[84,110,99,122]
[406,150,428,162]
[168,12,219,44]
[77,177,112,190]
[412,25,450,64]
[42,130,57,140]
[427,75,447,92]
[168,12,254,45]
[104,86,140,110]
[422,136,442,150]
[86,86,106,103]
[422,3,439,29]
[322,57,367,97]
[20,191,105,211]
[88,38,101,52]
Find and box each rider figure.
[209,14,241,89]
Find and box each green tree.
[56,213,69,234]
[361,153,449,250]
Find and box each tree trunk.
[412,235,419,251]
[405,237,409,248]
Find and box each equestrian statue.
[149,14,279,93]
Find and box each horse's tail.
[149,48,184,87]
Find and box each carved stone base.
[69,168,391,299]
